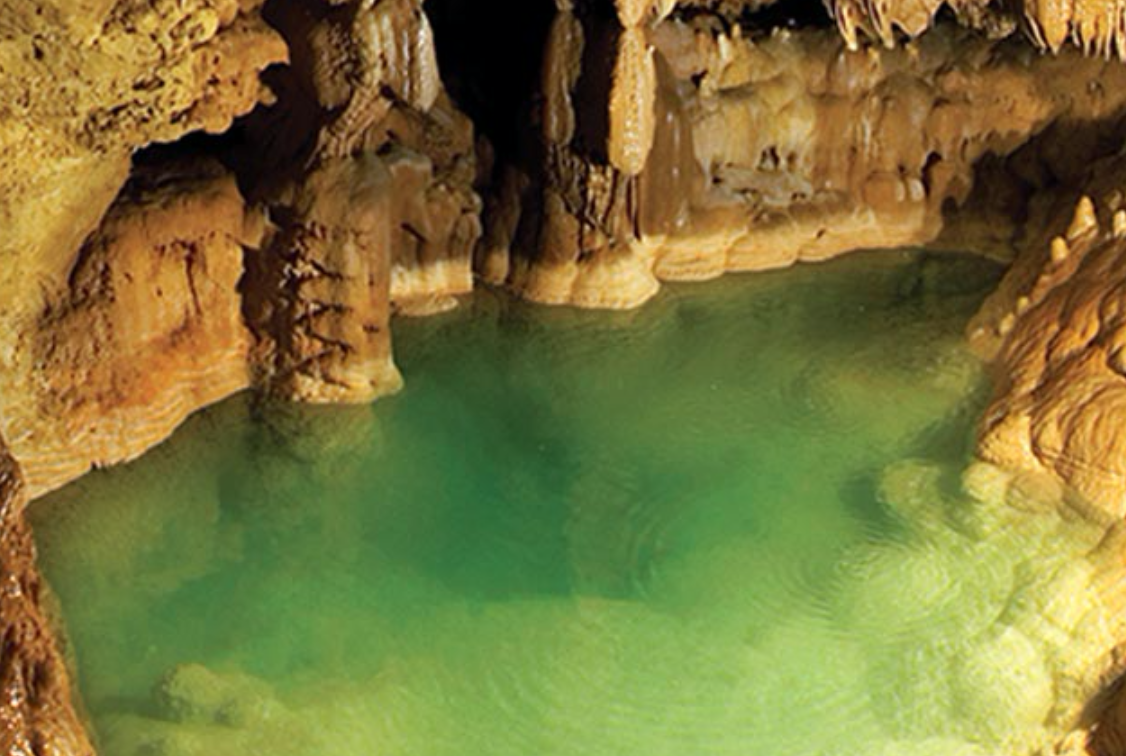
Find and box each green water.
[30,252,1120,756]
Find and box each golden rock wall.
[482,9,1126,309]
[0,438,93,756]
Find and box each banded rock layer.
[971,178,1126,521]
[0,0,286,498]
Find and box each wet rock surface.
[5,160,265,500]
[481,10,1126,309]
[0,439,93,756]
[240,0,482,402]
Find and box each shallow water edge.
[22,251,1126,756]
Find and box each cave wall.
[479,3,1126,308]
[0,0,286,499]
[0,0,483,496]
[0,439,93,756]
[8,0,1126,521]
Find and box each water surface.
[32,251,1119,756]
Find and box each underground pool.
[30,251,1125,756]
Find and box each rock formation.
[8,0,1126,752]
[0,439,93,756]
[239,0,481,403]
[0,0,285,328]
[825,0,1126,56]
[481,10,1126,308]
[0,0,286,498]
[5,161,264,500]
[971,187,1126,521]
[0,0,483,490]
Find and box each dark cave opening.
[707,0,834,33]
[423,0,556,160]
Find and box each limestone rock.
[0,0,285,332]
[822,0,1126,57]
[9,1,1126,754]
[972,180,1126,519]
[244,154,403,404]
[485,14,1126,309]
[608,28,658,176]
[244,0,481,399]
[0,0,283,499]
[2,161,265,499]
[0,439,93,756]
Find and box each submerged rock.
[155,664,280,728]
[952,625,1054,748]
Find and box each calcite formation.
[971,181,1126,519]
[5,161,264,500]
[0,0,285,328]
[6,0,1126,753]
[0,0,286,498]
[826,0,1126,56]
[0,440,92,756]
[233,0,481,403]
[481,10,1126,308]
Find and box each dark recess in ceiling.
[424,0,555,158]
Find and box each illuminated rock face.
[971,190,1126,521]
[0,0,286,498]
[5,0,1126,753]
[7,161,264,500]
[0,439,93,756]
[481,9,1126,309]
[0,0,286,343]
[239,0,482,403]
[0,0,483,487]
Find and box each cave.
[5,0,1126,754]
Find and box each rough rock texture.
[825,0,1126,57]
[2,161,266,500]
[0,3,287,751]
[481,8,1126,308]
[0,0,285,329]
[0,0,286,498]
[244,154,403,403]
[0,0,482,485]
[950,149,1126,754]
[0,438,93,756]
[239,0,481,403]
[970,167,1126,519]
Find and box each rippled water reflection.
[31,251,1125,756]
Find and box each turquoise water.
[30,252,1120,756]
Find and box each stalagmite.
[1113,209,1126,237]
[1051,236,1072,263]
[1066,196,1099,241]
